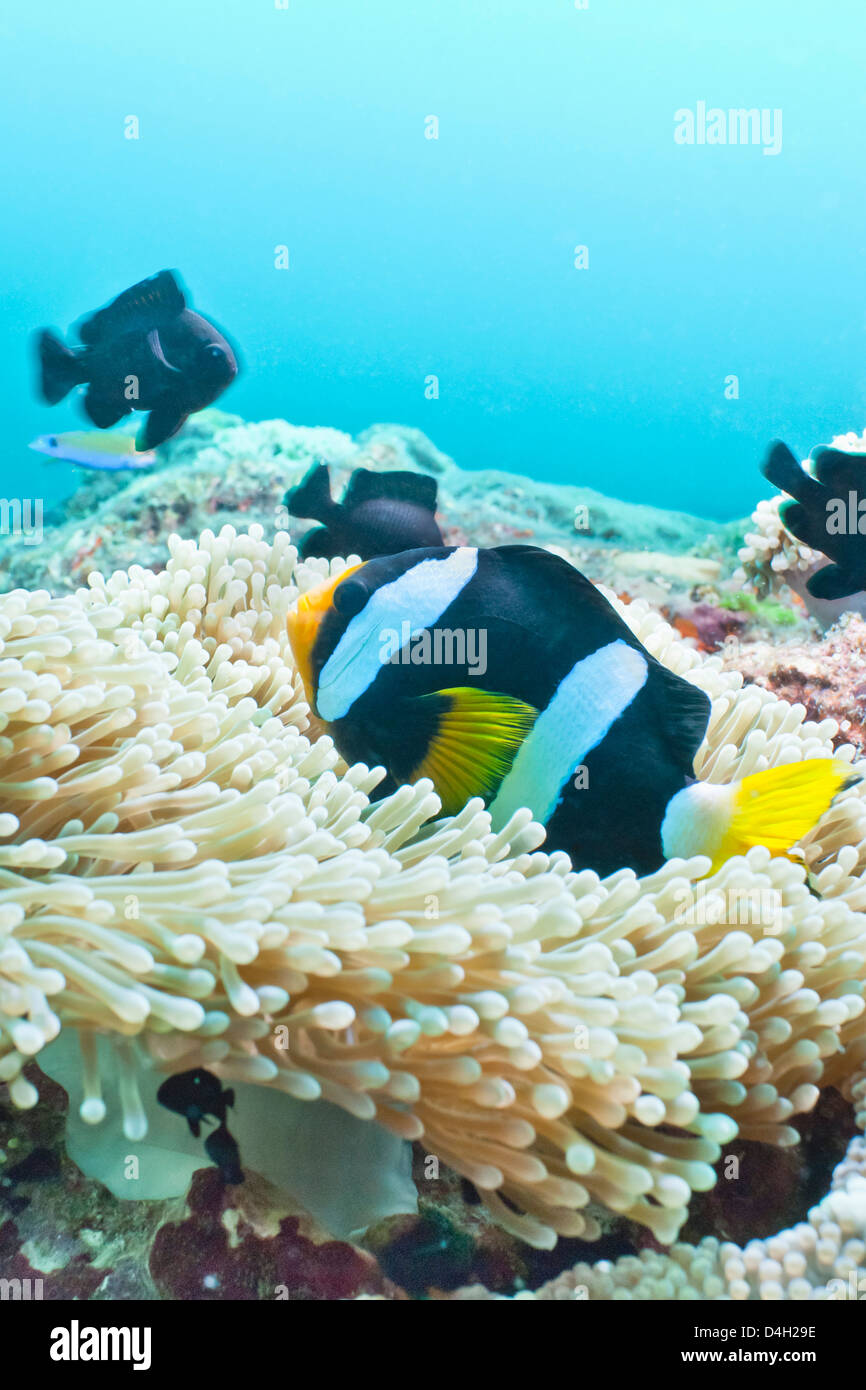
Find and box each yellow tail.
[662,759,858,872]
[716,759,857,869]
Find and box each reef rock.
[1,413,742,611]
[722,612,866,755]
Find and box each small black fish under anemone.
[157,1067,244,1186]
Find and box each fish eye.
[333,578,367,619]
[48,436,58,447]
[206,345,224,359]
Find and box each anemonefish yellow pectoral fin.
[661,758,859,874]
[409,687,538,815]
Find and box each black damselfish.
[285,461,443,560]
[762,439,866,600]
[157,1067,244,1185]
[35,270,239,449]
[288,544,851,877]
[204,1124,245,1186]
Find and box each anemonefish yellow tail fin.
[661,759,858,873]
[727,760,857,854]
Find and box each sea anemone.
[482,1068,866,1300]
[2,525,866,1253]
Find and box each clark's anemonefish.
[288,544,855,877]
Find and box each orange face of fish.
[286,563,365,708]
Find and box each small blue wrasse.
[29,430,156,471]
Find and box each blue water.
[2,0,864,519]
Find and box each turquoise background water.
[2,0,864,518]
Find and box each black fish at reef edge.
[35,270,239,449]
[285,461,443,560]
[761,439,866,600]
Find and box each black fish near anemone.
[203,1124,244,1187]
[34,269,239,450]
[285,461,443,560]
[761,439,866,601]
[287,543,854,879]
[157,1068,244,1185]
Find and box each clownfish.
[287,544,854,878]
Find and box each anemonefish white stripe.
[317,547,480,722]
[488,639,649,831]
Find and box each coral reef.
[0,1066,161,1298]
[1,413,741,611]
[1,524,866,1270]
[721,613,866,757]
[0,1068,403,1299]
[149,1168,395,1301]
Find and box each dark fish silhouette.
[35,270,239,450]
[761,439,866,600]
[157,1067,244,1184]
[157,1067,234,1138]
[204,1124,244,1186]
[285,462,443,560]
